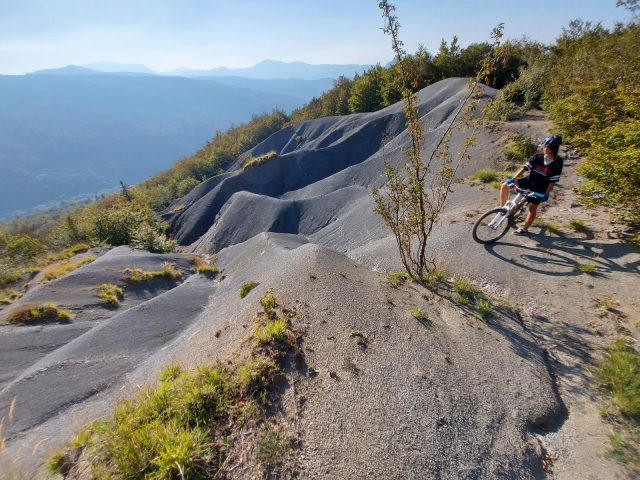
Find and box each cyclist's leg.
[523,203,538,230]
[499,182,509,207]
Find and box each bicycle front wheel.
[472,207,513,244]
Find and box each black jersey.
[523,153,563,193]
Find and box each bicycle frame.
[486,186,530,230]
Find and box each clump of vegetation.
[240,281,259,298]
[255,427,285,469]
[596,297,618,315]
[6,303,73,325]
[569,218,588,232]
[39,256,95,283]
[502,133,537,162]
[452,276,494,318]
[96,283,125,306]
[422,267,447,289]
[408,308,429,322]
[473,169,501,183]
[255,318,288,345]
[123,263,182,282]
[533,220,563,236]
[578,263,597,274]
[595,338,640,474]
[0,289,22,305]
[51,288,301,478]
[475,298,493,319]
[386,271,410,288]
[243,150,278,170]
[453,276,482,304]
[190,256,219,276]
[130,223,176,253]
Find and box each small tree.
[373,0,503,280]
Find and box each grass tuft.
[39,256,96,283]
[240,281,259,298]
[256,427,284,469]
[386,271,410,288]
[6,303,73,325]
[0,289,23,305]
[533,220,563,236]
[123,262,182,282]
[595,339,640,473]
[453,276,482,304]
[569,218,589,232]
[96,283,124,306]
[475,298,493,319]
[255,318,288,345]
[408,308,428,322]
[473,169,501,183]
[578,263,597,274]
[422,267,447,289]
[243,150,278,170]
[190,256,219,276]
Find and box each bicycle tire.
[472,207,513,244]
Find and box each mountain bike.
[472,185,532,244]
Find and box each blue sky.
[0,0,633,74]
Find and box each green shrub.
[94,204,154,246]
[6,303,73,325]
[130,223,176,253]
[240,281,259,298]
[4,234,45,261]
[595,339,640,472]
[503,133,537,162]
[546,22,640,238]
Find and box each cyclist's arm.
[546,183,555,195]
[513,167,526,179]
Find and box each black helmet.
[540,135,562,149]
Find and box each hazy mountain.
[179,59,371,79]
[83,62,158,74]
[33,60,372,80]
[0,74,306,219]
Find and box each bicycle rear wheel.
[472,207,513,244]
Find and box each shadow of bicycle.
[483,229,640,277]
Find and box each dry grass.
[6,303,73,325]
[190,256,219,276]
[39,256,96,283]
[123,262,183,282]
[243,150,278,170]
[0,289,22,305]
[96,283,125,306]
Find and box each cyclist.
[499,135,563,235]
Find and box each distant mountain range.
[32,59,372,80]
[0,73,334,219]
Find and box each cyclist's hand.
[505,177,516,186]
[528,192,549,202]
